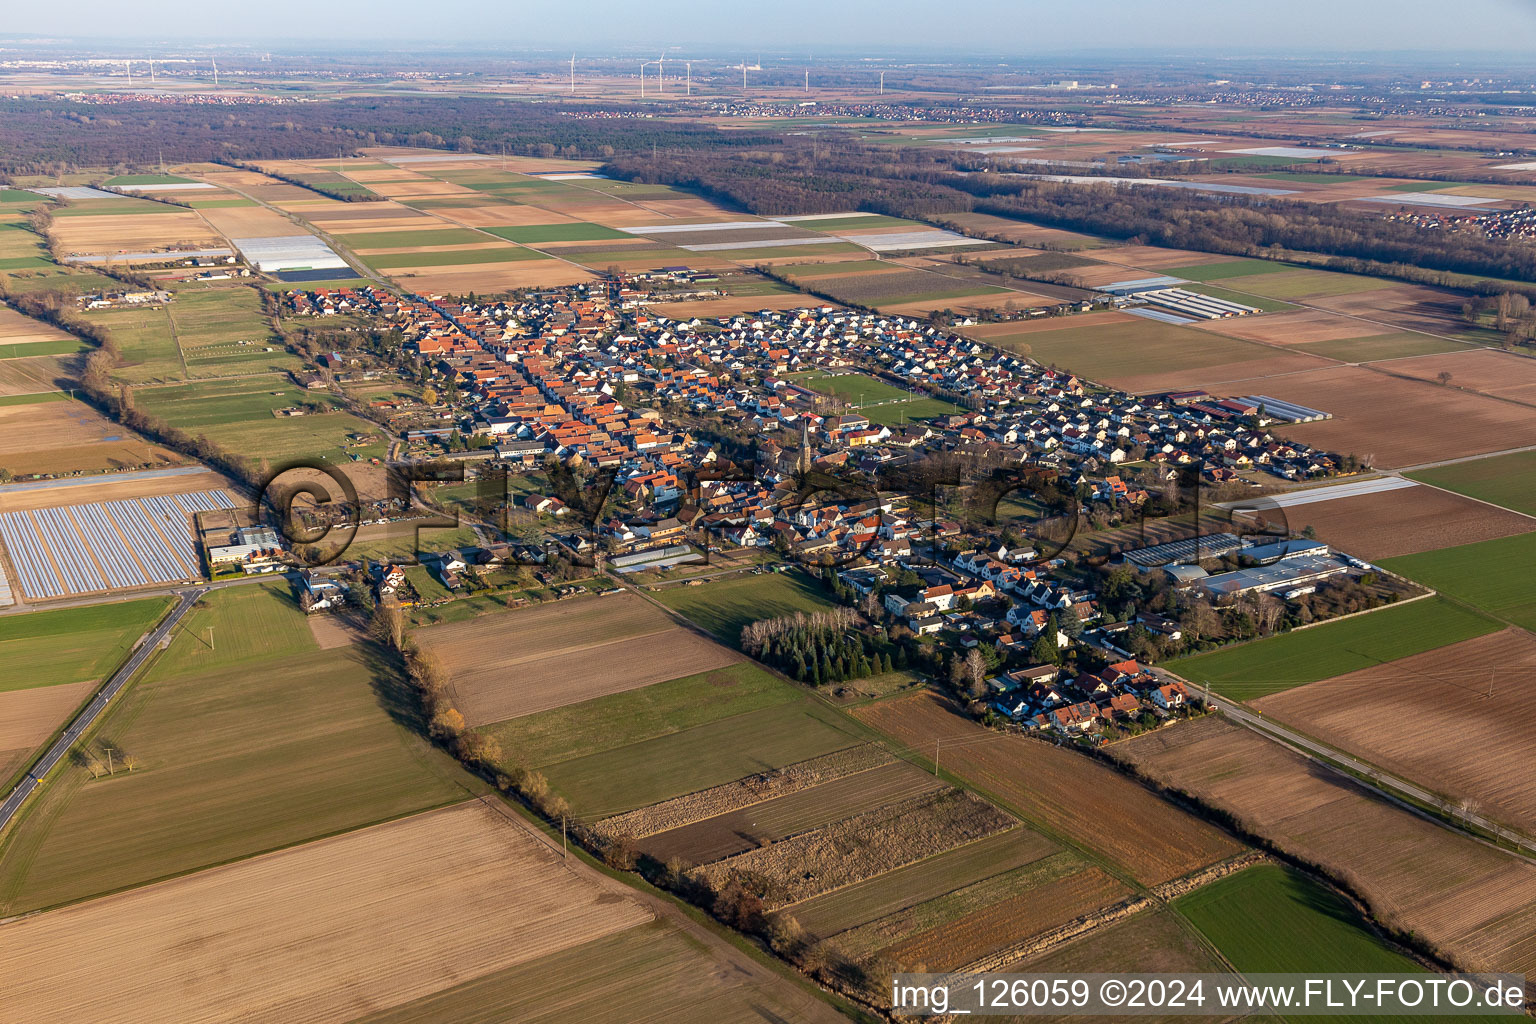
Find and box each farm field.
[655,568,837,644]
[1258,482,1535,560]
[147,579,317,677]
[1117,715,1536,976]
[1380,348,1536,405]
[854,691,1244,885]
[1381,532,1536,629]
[1167,596,1499,700]
[416,592,740,726]
[964,315,1331,393]
[0,642,477,915]
[132,377,382,462]
[347,917,849,1024]
[0,801,671,1024]
[0,680,95,787]
[1176,864,1422,975]
[1408,449,1536,516]
[0,597,170,689]
[637,757,946,865]
[481,660,813,771]
[538,694,869,815]
[1294,333,1467,363]
[691,787,1016,910]
[1255,628,1536,834]
[1213,365,1536,468]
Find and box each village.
[261,270,1409,742]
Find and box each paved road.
[1178,681,1536,863]
[0,588,204,833]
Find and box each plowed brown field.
[0,801,652,1023]
[854,692,1244,885]
[1117,716,1536,975]
[1255,628,1536,833]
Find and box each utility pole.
[934,739,940,777]
[208,625,215,651]
[104,746,115,775]
[562,814,568,857]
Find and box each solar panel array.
[0,489,237,600]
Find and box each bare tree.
[369,597,404,651]
[962,647,988,700]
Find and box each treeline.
[949,177,1536,290]
[602,146,974,218]
[0,96,766,176]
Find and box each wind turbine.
[125,60,132,87]
[879,71,885,95]
[149,59,155,85]
[211,57,219,88]
[569,53,575,94]
[657,52,665,95]
[684,60,692,96]
[639,61,648,98]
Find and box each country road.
[0,588,204,833]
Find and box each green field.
[0,339,82,359]
[104,174,196,186]
[483,223,631,244]
[655,569,837,644]
[0,391,71,407]
[716,242,867,261]
[1167,596,1499,700]
[1297,333,1465,363]
[1168,258,1292,282]
[0,189,39,204]
[1407,450,1536,516]
[0,598,172,691]
[133,376,380,461]
[791,370,963,425]
[541,696,867,813]
[362,246,549,269]
[336,228,485,249]
[1177,864,1422,976]
[781,259,898,279]
[0,643,478,915]
[146,580,316,679]
[1230,269,1392,301]
[483,661,799,768]
[1380,533,1536,631]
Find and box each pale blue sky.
[6,0,1536,54]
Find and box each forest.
[0,96,765,176]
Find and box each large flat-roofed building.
[1197,551,1352,598]
[1120,532,1244,568]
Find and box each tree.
[961,647,988,700]
[1436,370,1454,387]
[421,385,438,406]
[369,597,404,651]
[429,707,466,740]
[1057,604,1083,639]
[1029,631,1059,666]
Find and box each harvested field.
[307,611,365,650]
[0,353,75,395]
[593,744,891,841]
[941,213,1105,249]
[0,801,651,1024]
[0,306,73,344]
[1191,307,1381,345]
[791,827,1060,939]
[1253,482,1535,560]
[417,592,741,726]
[49,211,221,259]
[1212,365,1536,467]
[879,865,1129,971]
[1309,283,1479,337]
[808,268,1006,308]
[638,759,945,865]
[1256,628,1536,833]
[380,261,596,291]
[1375,348,1536,405]
[0,398,177,477]
[1019,906,1229,975]
[349,917,849,1024]
[1117,716,1536,975]
[0,680,93,783]
[854,692,1244,885]
[692,787,1016,910]
[197,204,301,238]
